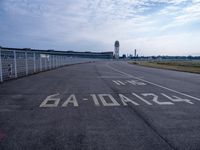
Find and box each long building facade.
[0,47,113,59]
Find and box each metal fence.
[0,48,93,82]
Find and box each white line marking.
[112,80,125,85]
[127,80,146,85]
[107,63,200,102]
[98,76,132,78]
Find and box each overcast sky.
[0,0,200,56]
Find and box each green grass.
[129,60,200,74]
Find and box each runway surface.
[0,60,200,150]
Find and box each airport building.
[0,47,113,59]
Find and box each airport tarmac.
[0,60,200,150]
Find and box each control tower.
[114,41,120,59]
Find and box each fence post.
[44,55,47,70]
[57,55,58,67]
[52,55,54,68]
[33,53,36,73]
[59,56,61,67]
[25,51,28,75]
[0,48,3,82]
[57,56,59,67]
[57,55,59,67]
[54,55,56,68]
[59,56,60,66]
[55,56,57,67]
[57,56,58,67]
[60,56,61,66]
[13,51,17,78]
[40,54,42,71]
[49,55,51,69]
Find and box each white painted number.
[40,93,60,107]
[161,93,193,104]
[132,93,152,105]
[90,94,100,106]
[39,93,195,108]
[112,80,125,85]
[127,80,146,85]
[142,93,174,105]
[113,80,146,86]
[98,94,120,106]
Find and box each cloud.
[159,1,200,30]
[123,32,200,56]
[0,0,200,55]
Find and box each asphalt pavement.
[0,60,200,150]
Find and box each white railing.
[0,48,94,82]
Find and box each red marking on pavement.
[0,130,6,141]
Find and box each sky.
[0,0,200,56]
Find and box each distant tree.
[122,54,126,59]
